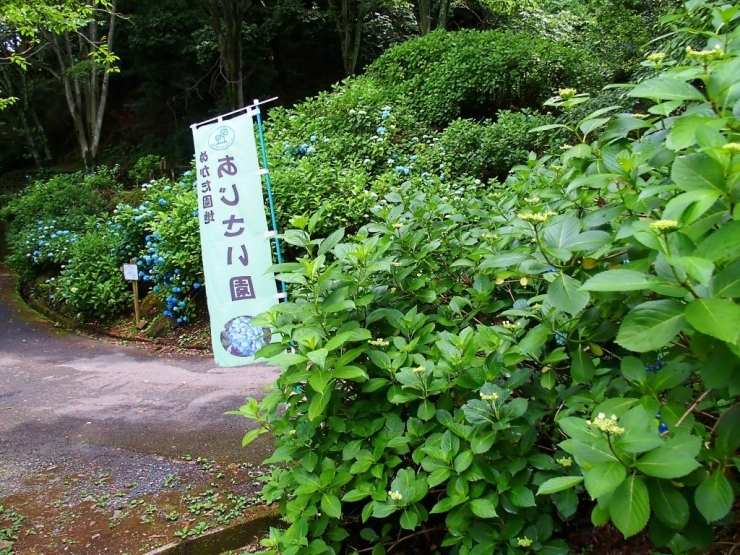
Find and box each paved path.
[0,264,279,496]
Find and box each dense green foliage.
[233,2,740,554]
[0,0,662,173]
[368,30,607,125]
[0,169,120,238]
[263,30,578,238]
[1,168,204,322]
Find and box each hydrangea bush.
[234,2,740,553]
[4,170,205,323]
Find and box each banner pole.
[253,99,287,301]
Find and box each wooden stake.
[130,259,140,326]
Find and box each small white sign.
[122,263,139,281]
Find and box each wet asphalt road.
[0,265,279,496]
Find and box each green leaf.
[570,347,595,384]
[671,153,727,193]
[592,398,640,419]
[609,475,650,538]
[479,252,529,270]
[560,438,619,466]
[629,77,705,102]
[530,123,571,133]
[428,468,451,488]
[581,270,664,292]
[543,217,580,249]
[241,427,265,447]
[309,370,332,394]
[685,298,740,343]
[635,447,700,479]
[470,431,497,454]
[540,369,556,390]
[707,56,740,107]
[430,496,463,514]
[308,385,332,421]
[579,117,611,136]
[663,189,721,224]
[695,221,740,263]
[547,274,590,315]
[469,498,498,518]
[715,406,740,459]
[509,486,536,507]
[621,356,646,384]
[417,400,435,421]
[307,348,329,369]
[318,228,345,256]
[665,256,715,287]
[537,476,584,496]
[268,352,308,368]
[666,115,726,151]
[321,493,342,519]
[694,471,733,523]
[615,300,686,352]
[417,289,437,303]
[614,429,663,454]
[517,324,550,356]
[648,480,689,530]
[342,489,371,502]
[324,328,371,351]
[713,259,740,297]
[584,462,627,499]
[399,509,419,530]
[332,365,368,381]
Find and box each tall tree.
[1,0,118,169]
[0,0,103,109]
[38,0,119,170]
[328,0,384,75]
[0,59,52,168]
[415,0,450,34]
[204,0,250,110]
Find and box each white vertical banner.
[191,109,278,367]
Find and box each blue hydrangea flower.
[376,127,386,135]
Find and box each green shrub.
[266,94,556,238]
[367,30,607,125]
[235,3,739,553]
[266,101,450,238]
[41,172,204,323]
[510,0,656,81]
[438,110,558,181]
[0,169,121,246]
[53,224,133,321]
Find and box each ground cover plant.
[235,1,740,553]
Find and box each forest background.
[0,0,657,174]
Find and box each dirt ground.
[0,264,279,555]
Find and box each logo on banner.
[208,126,235,150]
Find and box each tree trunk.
[90,0,116,160]
[418,0,431,35]
[44,1,116,171]
[437,0,450,31]
[50,33,93,169]
[206,0,248,110]
[29,105,52,163]
[330,0,379,76]
[0,64,44,168]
